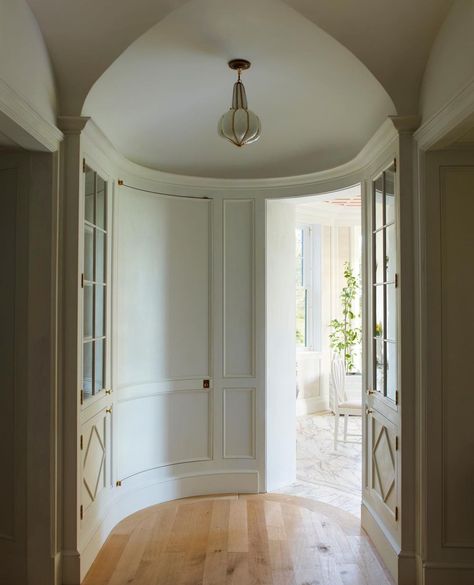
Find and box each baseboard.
[78,470,259,583]
[423,563,474,585]
[296,396,327,415]
[61,550,80,585]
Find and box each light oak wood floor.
[83,494,393,585]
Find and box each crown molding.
[0,79,63,151]
[82,117,398,197]
[415,77,474,151]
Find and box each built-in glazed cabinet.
[80,163,113,527]
[365,160,400,539]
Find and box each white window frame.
[296,223,322,352]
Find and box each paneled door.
[363,160,401,571]
[115,188,211,484]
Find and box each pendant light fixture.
[218,59,261,147]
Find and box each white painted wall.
[116,189,211,479]
[0,0,56,124]
[422,151,474,584]
[266,200,296,491]
[420,0,474,122]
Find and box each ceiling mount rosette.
[218,59,261,147]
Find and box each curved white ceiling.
[83,0,396,179]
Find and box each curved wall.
[420,0,474,123]
[71,118,399,583]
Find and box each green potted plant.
[329,262,362,374]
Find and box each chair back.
[331,355,347,407]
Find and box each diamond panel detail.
[372,426,395,503]
[83,425,105,502]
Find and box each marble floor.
[279,412,362,517]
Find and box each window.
[371,163,397,401]
[82,166,108,400]
[296,224,321,350]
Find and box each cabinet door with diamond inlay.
[81,408,110,517]
[368,410,398,525]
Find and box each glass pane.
[95,230,106,284]
[386,224,396,282]
[95,285,105,338]
[96,175,106,229]
[83,284,93,339]
[386,284,397,342]
[374,337,385,393]
[83,342,93,398]
[385,169,396,225]
[296,228,303,286]
[375,230,384,283]
[94,339,105,393]
[85,168,95,223]
[374,175,384,229]
[386,341,397,401]
[374,284,384,338]
[296,287,307,346]
[84,225,94,281]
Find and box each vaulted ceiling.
[27,0,453,178]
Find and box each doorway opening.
[269,185,363,518]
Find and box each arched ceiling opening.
[26,0,453,179]
[27,0,452,118]
[82,0,395,179]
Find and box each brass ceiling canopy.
[228,59,251,72]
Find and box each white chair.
[331,356,362,450]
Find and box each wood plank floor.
[83,494,394,585]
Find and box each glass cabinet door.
[82,165,108,400]
[371,163,398,402]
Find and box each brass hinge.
[395,390,399,406]
[80,505,83,520]
[393,158,397,173]
[80,435,83,450]
[395,273,399,288]
[82,158,86,173]
[116,480,122,487]
[395,436,399,451]
[395,506,399,522]
[81,273,84,288]
[80,390,84,405]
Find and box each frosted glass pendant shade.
[218,61,261,147]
